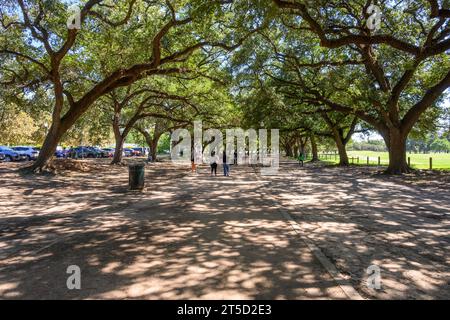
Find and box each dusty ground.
[267,163,450,299]
[0,159,448,299]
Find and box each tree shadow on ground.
[0,162,347,299]
[266,162,450,299]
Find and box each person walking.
[223,150,230,176]
[191,150,197,173]
[233,151,238,165]
[298,152,305,167]
[210,151,218,176]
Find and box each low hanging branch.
[268,0,450,173]
[0,0,263,171]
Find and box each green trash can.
[129,164,145,190]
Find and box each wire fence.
[302,152,448,170]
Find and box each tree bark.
[321,114,352,166]
[112,136,125,164]
[29,121,63,171]
[282,136,294,157]
[334,136,349,166]
[285,145,293,157]
[385,129,410,174]
[293,145,299,158]
[138,128,154,159]
[28,74,66,172]
[149,122,165,162]
[136,123,164,162]
[150,136,160,161]
[111,112,125,164]
[139,128,160,162]
[299,136,308,155]
[310,134,319,162]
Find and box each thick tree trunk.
[28,79,67,172]
[150,131,162,162]
[28,122,63,171]
[293,144,299,158]
[111,114,124,165]
[335,138,349,166]
[299,137,308,157]
[111,136,125,164]
[386,129,410,174]
[140,130,154,161]
[144,133,160,162]
[285,144,293,157]
[381,131,390,152]
[136,126,161,162]
[27,112,82,171]
[310,134,319,162]
[150,138,159,162]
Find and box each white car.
[11,146,40,161]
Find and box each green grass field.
[314,151,450,170]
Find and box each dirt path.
[259,162,450,299]
[0,161,349,299]
[1,160,448,299]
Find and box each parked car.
[89,147,109,158]
[12,146,40,161]
[102,148,115,158]
[0,146,26,161]
[132,147,146,156]
[55,149,65,158]
[54,146,67,158]
[0,152,5,162]
[123,148,134,157]
[67,146,100,159]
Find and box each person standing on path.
[223,150,230,176]
[298,152,305,167]
[210,151,218,176]
[191,150,197,173]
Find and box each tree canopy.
[1,0,450,173]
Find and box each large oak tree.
[273,0,450,173]
[1,0,263,171]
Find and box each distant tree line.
[407,135,450,153]
[349,140,387,152]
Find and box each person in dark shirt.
[210,151,217,176]
[223,150,230,176]
[191,150,197,173]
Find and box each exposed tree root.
[20,159,96,174]
[384,166,414,175]
[19,163,54,175]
